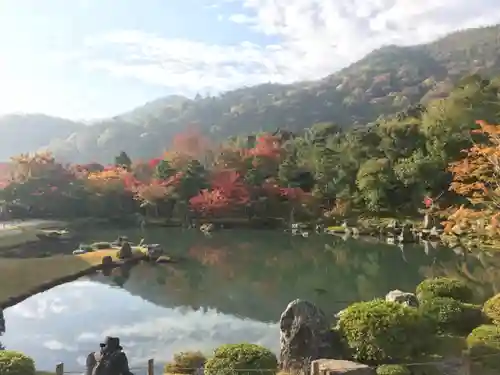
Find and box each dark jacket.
[90,350,133,375]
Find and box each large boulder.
[385,290,419,308]
[279,299,339,372]
[311,359,375,375]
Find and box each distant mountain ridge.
[2,24,500,163]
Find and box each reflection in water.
[0,308,4,334]
[2,227,500,370]
[3,280,278,371]
[112,264,132,288]
[0,308,4,350]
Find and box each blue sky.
[0,0,499,120]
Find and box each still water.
[2,228,500,371]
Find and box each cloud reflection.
[2,277,279,371]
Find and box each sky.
[0,0,500,120]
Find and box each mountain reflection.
[3,228,500,371]
[90,228,500,319]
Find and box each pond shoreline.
[0,256,144,310]
[0,219,68,251]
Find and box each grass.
[0,249,118,303]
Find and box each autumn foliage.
[444,120,500,237]
[189,170,250,216]
[0,128,308,221]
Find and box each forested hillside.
[1,24,500,163]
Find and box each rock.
[397,224,414,243]
[101,256,113,266]
[311,359,375,375]
[279,299,340,372]
[436,357,466,375]
[423,213,434,229]
[429,226,441,240]
[147,244,164,259]
[385,290,419,307]
[200,223,215,233]
[156,255,173,264]
[118,241,133,259]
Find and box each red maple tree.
[249,134,282,159]
[189,169,250,215]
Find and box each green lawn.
[0,249,118,304]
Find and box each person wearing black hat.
[86,337,133,375]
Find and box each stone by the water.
[101,256,113,266]
[279,299,340,372]
[385,290,419,307]
[423,213,434,229]
[311,359,375,375]
[156,255,172,263]
[118,241,133,259]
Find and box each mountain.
[0,114,82,161]
[4,24,500,163]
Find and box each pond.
[1,228,500,372]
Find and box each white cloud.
[79,0,500,95]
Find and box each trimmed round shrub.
[376,364,411,375]
[419,297,483,334]
[92,242,112,250]
[466,324,500,371]
[483,293,500,324]
[338,299,432,362]
[0,350,35,375]
[204,343,277,375]
[164,351,206,374]
[416,277,473,302]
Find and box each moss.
[419,297,483,334]
[376,364,411,375]
[204,343,277,375]
[416,277,473,303]
[483,293,500,324]
[338,299,432,362]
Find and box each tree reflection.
[89,228,500,322]
[0,309,4,335]
[0,308,5,350]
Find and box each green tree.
[114,151,132,170]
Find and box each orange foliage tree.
[171,128,211,159]
[444,120,500,237]
[86,166,133,194]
